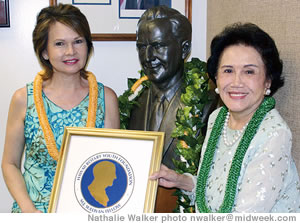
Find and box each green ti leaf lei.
[118,58,214,213]
[196,96,275,213]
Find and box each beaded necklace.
[195,97,275,213]
[222,112,248,147]
[33,71,98,161]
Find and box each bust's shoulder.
[135,87,150,102]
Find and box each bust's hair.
[137,6,191,43]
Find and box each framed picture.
[49,0,192,41]
[48,127,164,213]
[0,0,9,27]
[72,0,111,5]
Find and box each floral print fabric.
[12,82,105,212]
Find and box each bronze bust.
[128,6,217,212]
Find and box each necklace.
[195,97,275,213]
[222,112,248,147]
[33,71,98,161]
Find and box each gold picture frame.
[49,0,192,41]
[48,127,164,213]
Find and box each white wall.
[0,0,206,212]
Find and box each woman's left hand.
[149,164,195,191]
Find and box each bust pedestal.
[154,186,178,213]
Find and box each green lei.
[195,96,275,213]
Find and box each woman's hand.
[21,206,43,213]
[22,207,43,213]
[149,164,195,191]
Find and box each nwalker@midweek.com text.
[87,213,298,223]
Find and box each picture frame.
[0,0,9,27]
[48,127,164,213]
[49,0,192,41]
[73,0,111,4]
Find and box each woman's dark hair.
[207,23,284,95]
[32,3,93,80]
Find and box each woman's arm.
[104,86,120,129]
[1,87,41,213]
[234,127,293,213]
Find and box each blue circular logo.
[74,153,134,213]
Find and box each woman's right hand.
[22,207,43,213]
[149,164,195,191]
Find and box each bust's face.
[136,20,183,84]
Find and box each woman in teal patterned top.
[1,4,120,213]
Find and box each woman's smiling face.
[42,21,88,76]
[216,44,271,118]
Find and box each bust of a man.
[128,6,217,212]
[130,6,192,167]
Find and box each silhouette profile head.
[88,161,117,207]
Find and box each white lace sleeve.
[234,127,292,213]
[181,173,197,205]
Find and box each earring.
[265,89,271,96]
[215,88,219,94]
